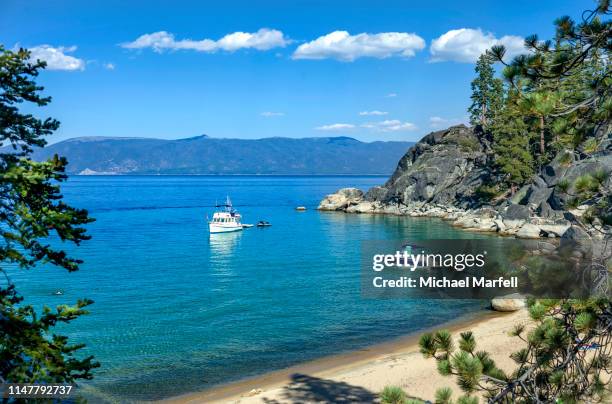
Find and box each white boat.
[208,197,243,234]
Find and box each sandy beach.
[163,309,530,403]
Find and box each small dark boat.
[257,221,272,227]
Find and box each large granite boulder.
[318,188,364,211]
[365,125,489,209]
[491,293,527,312]
[548,153,612,211]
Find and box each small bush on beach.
[434,387,453,404]
[380,386,408,404]
[380,386,426,404]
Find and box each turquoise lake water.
[8,176,488,402]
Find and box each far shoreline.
[160,307,509,403]
[68,174,392,177]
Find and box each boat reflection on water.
[208,231,241,258]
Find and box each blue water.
[8,176,487,402]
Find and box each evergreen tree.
[468,53,504,130]
[419,299,611,403]
[0,46,98,384]
[491,99,536,192]
[490,0,610,156]
[517,91,558,161]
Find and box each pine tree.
[468,53,504,130]
[490,0,610,156]
[419,299,611,403]
[0,46,99,385]
[517,91,558,161]
[491,99,536,192]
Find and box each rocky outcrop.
[318,124,611,240]
[318,188,365,211]
[363,125,489,209]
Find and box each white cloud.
[121,29,290,53]
[385,93,398,98]
[429,116,447,127]
[315,123,355,131]
[359,110,388,116]
[293,31,425,61]
[429,116,469,128]
[362,119,417,132]
[430,28,525,63]
[28,45,85,71]
[261,111,284,117]
[103,62,115,70]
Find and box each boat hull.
[209,223,243,234]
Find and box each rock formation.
[319,124,611,240]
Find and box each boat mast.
[226,196,233,213]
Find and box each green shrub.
[574,174,600,195]
[457,136,481,152]
[475,184,501,201]
[381,386,408,404]
[558,151,574,167]
[435,387,453,404]
[592,169,609,185]
[582,137,599,154]
[556,179,570,193]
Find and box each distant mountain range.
[25,135,414,175]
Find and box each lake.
[8,176,487,402]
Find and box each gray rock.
[560,225,592,255]
[503,204,531,221]
[345,201,377,213]
[364,186,388,202]
[526,176,553,210]
[517,224,542,238]
[539,222,571,237]
[536,201,560,219]
[491,293,527,312]
[541,151,575,186]
[472,206,497,219]
[536,241,558,253]
[318,188,364,211]
[549,154,612,210]
[366,125,489,208]
[510,185,531,205]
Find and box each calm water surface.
[9,176,488,402]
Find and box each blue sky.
[1,0,591,143]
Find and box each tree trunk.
[482,104,487,128]
[539,115,545,155]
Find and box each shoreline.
[161,308,526,403]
